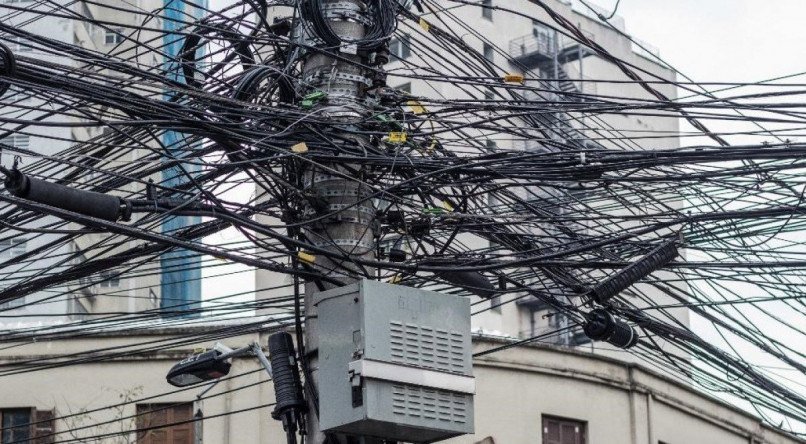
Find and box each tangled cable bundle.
[301,0,398,50]
[0,0,803,439]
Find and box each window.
[4,86,28,104]
[0,134,30,150]
[5,36,31,52]
[490,294,501,313]
[389,34,411,60]
[2,409,30,443]
[99,271,120,288]
[483,43,494,62]
[482,0,492,19]
[136,403,195,444]
[104,29,124,45]
[68,295,89,320]
[395,82,411,94]
[542,415,586,444]
[0,238,27,258]
[0,296,25,310]
[1,408,55,444]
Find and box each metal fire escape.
[509,25,596,149]
[509,25,597,347]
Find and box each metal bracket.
[347,359,475,394]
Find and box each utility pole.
[294,1,392,442]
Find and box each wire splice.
[590,239,678,304]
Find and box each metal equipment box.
[316,280,474,442]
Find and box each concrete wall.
[0,329,797,443]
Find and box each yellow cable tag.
[407,100,427,115]
[291,142,308,153]
[298,251,316,264]
[504,74,525,84]
[388,132,407,143]
[419,18,430,32]
[389,274,402,284]
[442,200,454,212]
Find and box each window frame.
[0,238,27,258]
[136,403,195,444]
[541,414,587,444]
[104,28,125,45]
[483,42,494,62]
[1,407,55,443]
[482,0,492,20]
[0,134,31,150]
[389,33,412,60]
[2,408,31,443]
[98,270,121,288]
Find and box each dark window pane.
[3,409,32,443]
[483,43,494,62]
[136,404,194,444]
[396,82,412,94]
[543,415,585,444]
[482,0,492,19]
[390,34,411,60]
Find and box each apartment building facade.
[0,0,208,326]
[0,327,798,444]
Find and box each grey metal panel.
[316,280,474,442]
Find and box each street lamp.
[165,333,307,444]
[166,342,272,387]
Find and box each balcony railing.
[509,30,596,68]
[509,32,557,62]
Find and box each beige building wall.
[0,327,797,443]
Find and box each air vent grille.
[390,320,466,373]
[391,384,469,424]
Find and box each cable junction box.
[315,280,474,442]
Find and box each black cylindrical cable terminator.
[269,331,306,444]
[3,168,131,222]
[583,309,639,349]
[590,239,678,304]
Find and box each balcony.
[509,33,557,67]
[509,31,595,69]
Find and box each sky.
[591,0,806,85]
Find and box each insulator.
[583,309,639,349]
[590,240,678,304]
[437,270,495,299]
[268,332,306,421]
[408,218,431,237]
[384,209,404,225]
[4,169,131,222]
[0,41,16,99]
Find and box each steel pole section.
[294,1,389,442]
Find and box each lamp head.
[166,349,231,387]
